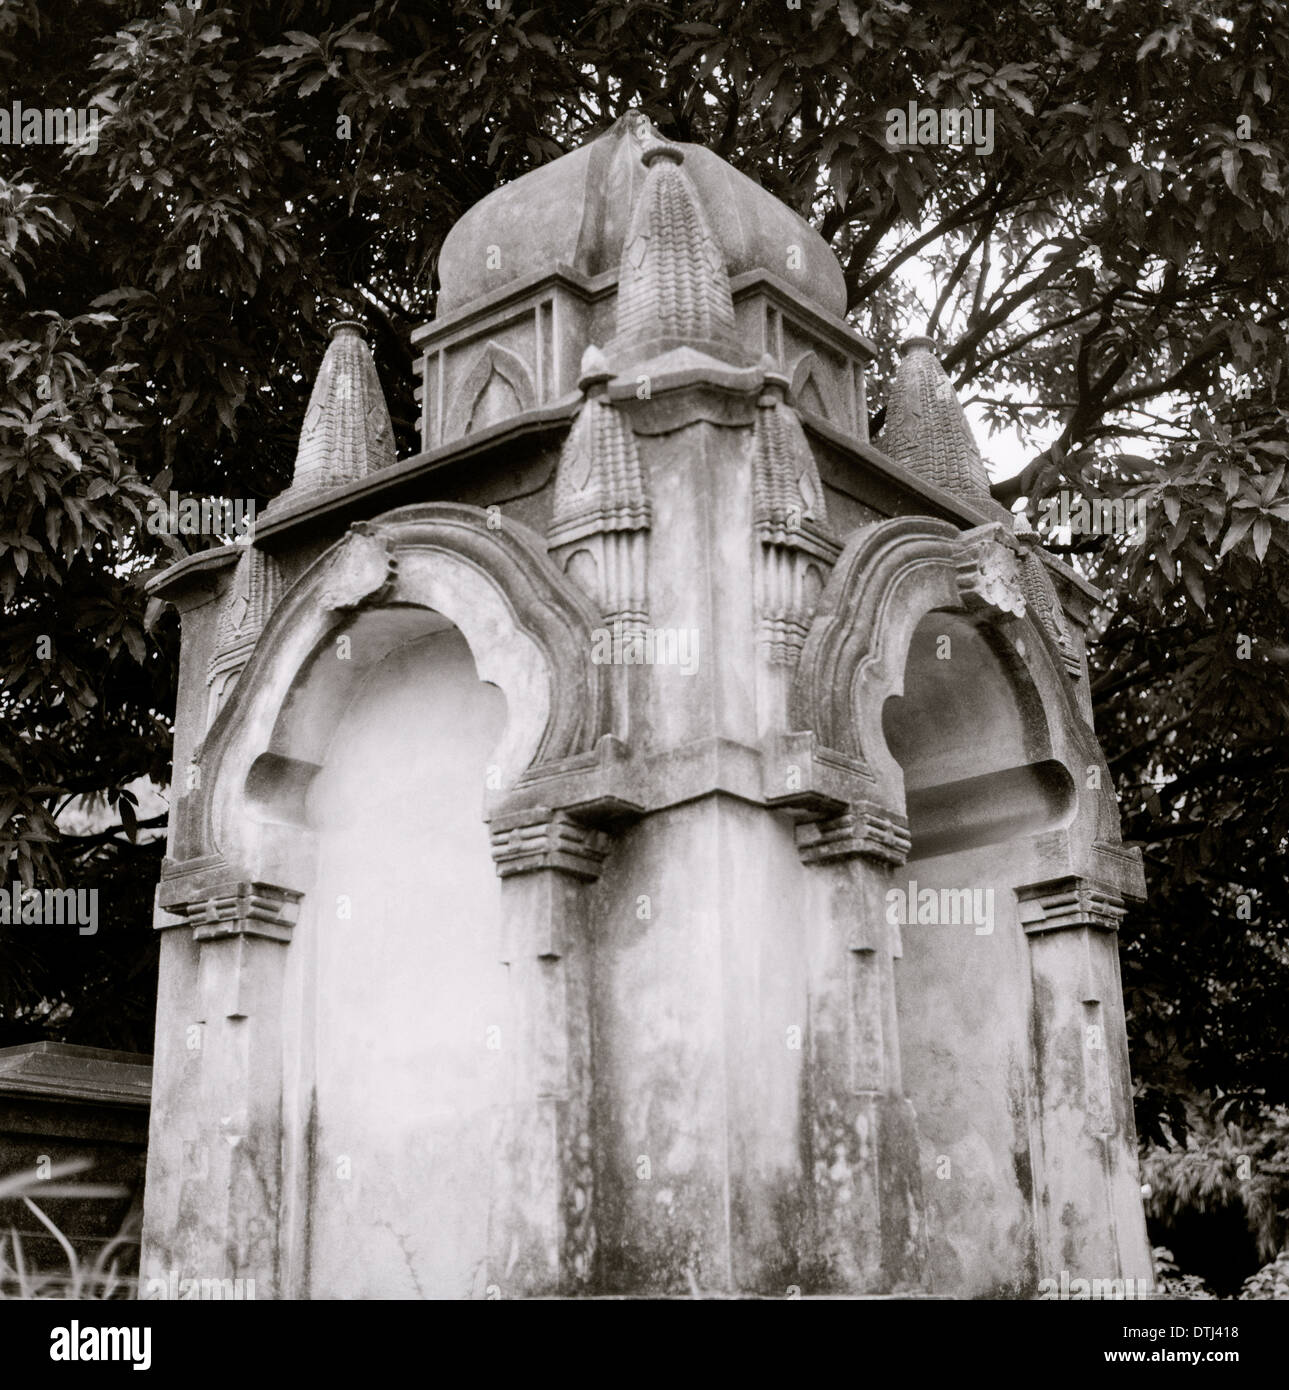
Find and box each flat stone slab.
[0,1043,152,1107]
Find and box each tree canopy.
[2,0,1287,1141]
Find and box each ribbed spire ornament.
[752,387,828,538]
[547,346,652,631]
[276,320,395,505]
[883,336,992,501]
[206,543,279,717]
[1011,510,1082,677]
[550,349,650,539]
[611,138,738,362]
[751,367,840,665]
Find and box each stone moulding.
[789,349,846,424]
[444,339,538,441]
[787,514,1135,870]
[159,879,303,944]
[160,504,618,913]
[1016,876,1128,935]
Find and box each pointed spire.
[882,336,992,501]
[549,346,649,540]
[1012,510,1081,675]
[277,319,395,505]
[207,544,278,687]
[753,364,828,538]
[611,137,737,362]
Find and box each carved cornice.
[795,802,912,867]
[1016,876,1126,935]
[159,879,303,944]
[489,808,612,881]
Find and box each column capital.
[159,878,303,944]
[489,807,612,880]
[1016,876,1125,935]
[796,801,911,867]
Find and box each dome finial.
[882,336,991,501]
[274,317,396,506]
[610,126,737,361]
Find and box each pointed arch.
[445,341,537,439]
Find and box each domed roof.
[435,111,847,321]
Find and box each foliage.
[0,1,1286,1130]
[1238,1248,1289,1299]
[1151,1246,1220,1299]
[1143,1107,1289,1262]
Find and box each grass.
[0,1159,139,1299]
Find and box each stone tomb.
[140,112,1152,1298]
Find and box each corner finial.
[883,334,992,500]
[273,310,396,506]
[579,344,613,393]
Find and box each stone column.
[794,802,928,1292]
[146,879,301,1297]
[1018,875,1152,1287]
[487,807,608,1295]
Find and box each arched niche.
[883,611,1076,860]
[160,503,614,1297]
[792,515,1118,850]
[881,606,1056,1296]
[181,504,612,884]
[791,515,1129,1296]
[294,619,512,1297]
